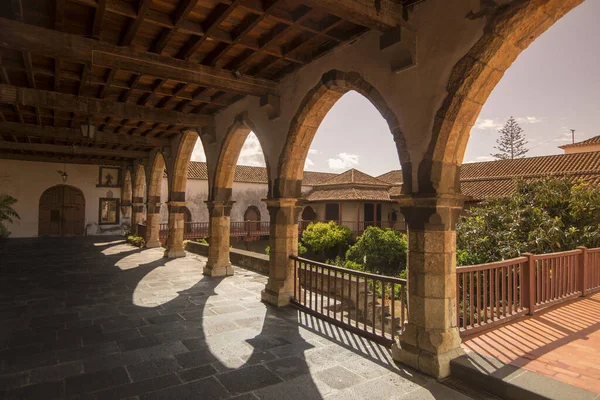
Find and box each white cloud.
[191,140,206,162]
[237,132,266,167]
[475,119,503,130]
[304,158,315,169]
[328,152,359,170]
[517,116,542,124]
[308,148,320,155]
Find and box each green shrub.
[346,227,407,276]
[194,237,208,244]
[301,221,353,260]
[126,235,145,248]
[264,245,270,256]
[122,230,132,238]
[298,242,307,256]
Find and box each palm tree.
[0,194,20,238]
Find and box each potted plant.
[0,194,20,239]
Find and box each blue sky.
[193,1,600,177]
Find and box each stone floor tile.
[216,365,282,395]
[127,357,184,382]
[265,356,311,380]
[1,380,64,400]
[139,376,230,400]
[90,373,182,400]
[178,364,218,382]
[29,360,84,384]
[315,365,365,390]
[65,366,130,396]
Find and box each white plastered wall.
[0,159,124,237]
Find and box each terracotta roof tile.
[305,187,393,202]
[317,169,391,187]
[559,135,600,149]
[186,161,335,185]
[376,170,403,185]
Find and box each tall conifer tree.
[492,116,529,160]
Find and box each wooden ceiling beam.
[120,0,153,46]
[0,121,167,147]
[0,141,148,158]
[0,152,125,166]
[0,17,279,97]
[91,0,108,39]
[0,84,214,127]
[301,0,406,31]
[152,0,200,54]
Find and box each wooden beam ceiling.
[0,152,125,166]
[0,84,214,127]
[0,141,148,158]
[0,17,279,98]
[302,0,406,31]
[0,121,167,147]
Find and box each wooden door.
[39,185,85,236]
[244,207,260,233]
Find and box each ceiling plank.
[0,121,168,147]
[0,17,279,97]
[152,0,200,54]
[0,84,214,127]
[91,0,108,39]
[0,152,125,166]
[120,0,154,46]
[301,0,405,31]
[0,141,148,158]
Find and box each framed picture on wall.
[99,198,120,225]
[98,167,121,187]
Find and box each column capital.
[145,201,162,214]
[205,200,235,217]
[394,194,468,231]
[263,198,299,208]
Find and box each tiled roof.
[559,135,600,149]
[376,170,403,185]
[317,169,391,187]
[186,161,335,185]
[460,152,600,200]
[304,187,393,202]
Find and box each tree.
[456,178,600,266]
[492,116,529,160]
[0,194,21,238]
[346,227,407,276]
[301,221,353,260]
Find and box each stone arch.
[301,206,316,221]
[277,70,410,199]
[211,114,272,201]
[148,151,167,203]
[420,0,584,195]
[121,169,132,218]
[244,205,261,222]
[170,130,198,201]
[132,163,146,202]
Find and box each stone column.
[261,198,302,307]
[164,201,186,258]
[391,195,466,379]
[204,200,235,277]
[145,198,162,249]
[131,197,145,235]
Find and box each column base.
[203,264,234,277]
[145,240,162,249]
[391,341,464,379]
[164,249,186,258]
[261,289,292,308]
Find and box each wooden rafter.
[0,17,279,97]
[0,141,148,158]
[152,0,200,54]
[0,84,214,127]
[91,0,108,39]
[301,0,405,31]
[0,152,125,166]
[0,121,167,147]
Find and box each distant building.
[559,135,600,154]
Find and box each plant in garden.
[126,235,146,248]
[0,194,20,238]
[457,178,600,265]
[301,221,353,260]
[346,226,407,275]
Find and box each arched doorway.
[244,205,260,233]
[301,206,317,221]
[183,206,192,235]
[39,185,85,236]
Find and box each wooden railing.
[290,256,407,346]
[457,246,600,336]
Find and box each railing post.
[577,246,588,297]
[522,253,536,315]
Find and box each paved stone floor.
[0,236,475,400]
[462,292,600,394]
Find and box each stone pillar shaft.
[131,198,145,235]
[261,198,302,307]
[204,200,235,277]
[392,195,466,379]
[145,200,161,249]
[164,201,186,258]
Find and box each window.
[325,204,340,221]
[99,198,119,225]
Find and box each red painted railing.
[183,222,209,239]
[457,246,600,336]
[291,256,407,346]
[230,221,270,237]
